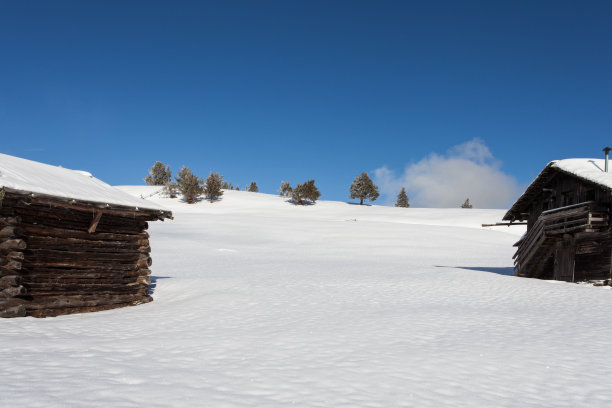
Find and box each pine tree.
[162,181,178,198]
[175,166,203,204]
[279,181,292,197]
[395,187,410,208]
[461,198,473,209]
[204,172,224,203]
[236,186,240,191]
[248,182,259,192]
[349,172,380,205]
[221,180,230,190]
[145,161,172,186]
[291,179,321,205]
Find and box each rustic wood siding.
[0,191,163,318]
[510,169,612,282]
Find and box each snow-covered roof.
[551,158,612,190]
[0,153,167,212]
[504,158,612,221]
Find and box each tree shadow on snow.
[436,265,516,276]
[148,276,172,295]
[346,202,372,206]
[285,199,316,206]
[178,197,204,204]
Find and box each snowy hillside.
[2,189,612,407]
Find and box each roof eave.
[1,186,173,221]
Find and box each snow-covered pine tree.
[204,172,224,203]
[349,172,380,205]
[461,198,473,209]
[291,179,321,205]
[145,161,172,186]
[248,182,259,192]
[279,181,292,196]
[395,187,410,208]
[175,166,204,204]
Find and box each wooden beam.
[88,211,103,234]
[1,187,172,220]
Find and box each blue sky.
[1,1,611,207]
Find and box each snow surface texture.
[3,189,612,408]
[552,158,612,190]
[0,153,165,211]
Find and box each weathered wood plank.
[18,224,148,242]
[24,248,146,263]
[22,259,140,271]
[19,266,150,277]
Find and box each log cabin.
[0,153,172,317]
[503,156,612,282]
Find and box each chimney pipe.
[604,147,612,172]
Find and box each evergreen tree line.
[146,161,472,207]
[145,161,259,204]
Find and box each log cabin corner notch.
[0,153,172,318]
[503,158,612,282]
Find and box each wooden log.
[0,239,27,251]
[137,275,151,285]
[0,226,16,238]
[28,196,167,220]
[25,235,149,250]
[24,284,146,296]
[17,214,145,235]
[0,216,21,227]
[27,297,152,318]
[0,285,27,298]
[18,224,148,242]
[22,259,140,271]
[0,275,22,289]
[21,292,149,310]
[26,236,149,247]
[0,304,27,318]
[1,190,169,220]
[0,266,24,277]
[23,275,144,285]
[5,251,24,261]
[24,248,144,263]
[135,256,152,268]
[0,259,22,270]
[13,205,150,230]
[19,266,150,278]
[88,211,103,234]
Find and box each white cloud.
[374,138,522,209]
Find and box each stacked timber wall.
[0,191,158,318]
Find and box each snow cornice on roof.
[0,153,172,219]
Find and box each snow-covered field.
[2,188,612,407]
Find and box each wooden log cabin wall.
[0,153,171,318]
[504,159,612,282]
